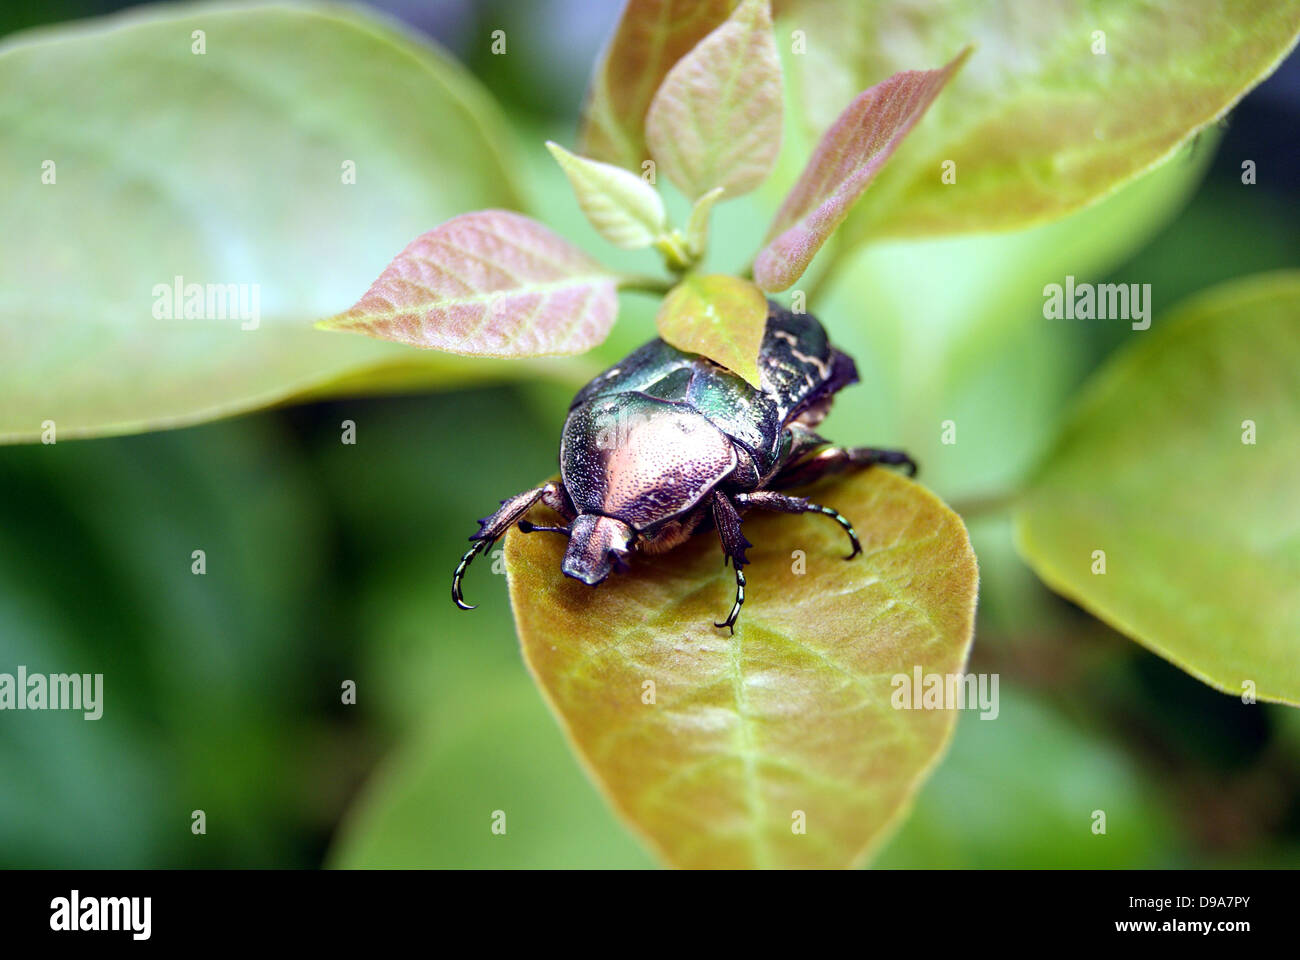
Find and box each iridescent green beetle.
[452,302,916,631]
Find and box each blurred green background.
[2,0,1298,868]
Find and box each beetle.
[451,301,916,631]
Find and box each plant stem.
[619,274,675,296]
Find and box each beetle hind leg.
[734,491,862,560]
[773,444,917,489]
[711,491,752,634]
[714,567,746,634]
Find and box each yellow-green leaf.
[784,0,1300,239]
[655,274,768,385]
[506,467,979,868]
[1014,272,1300,705]
[545,141,667,249]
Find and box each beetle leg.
[734,490,862,560]
[711,492,752,633]
[772,444,918,488]
[452,481,570,610]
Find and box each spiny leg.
[772,444,918,489]
[711,491,752,633]
[452,481,573,610]
[734,490,862,560]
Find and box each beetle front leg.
[711,491,752,634]
[452,481,573,610]
[772,444,918,489]
[734,490,862,560]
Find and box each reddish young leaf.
[644,0,783,200]
[319,211,621,357]
[578,0,736,171]
[753,49,969,292]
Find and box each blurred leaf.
[320,211,621,356]
[578,0,737,171]
[783,0,1300,239]
[655,274,768,384]
[877,687,1182,867]
[545,141,667,250]
[814,136,1215,504]
[505,468,978,868]
[754,49,967,291]
[0,2,526,444]
[645,0,783,200]
[1015,272,1300,705]
[0,418,346,866]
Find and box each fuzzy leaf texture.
[506,467,979,868]
[1015,272,1300,705]
[577,0,738,170]
[655,275,769,385]
[320,211,621,357]
[644,0,784,200]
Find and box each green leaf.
[645,0,783,200]
[0,2,526,444]
[319,211,621,357]
[655,274,768,385]
[505,467,978,868]
[877,688,1182,867]
[1014,272,1300,706]
[784,0,1300,239]
[545,141,667,250]
[753,49,968,291]
[577,0,738,171]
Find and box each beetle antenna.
[517,520,571,535]
[452,539,492,610]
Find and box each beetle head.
[562,514,633,586]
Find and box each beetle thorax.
[560,394,737,531]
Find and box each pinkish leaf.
[578,0,737,171]
[753,49,969,292]
[318,211,621,357]
[644,0,783,200]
